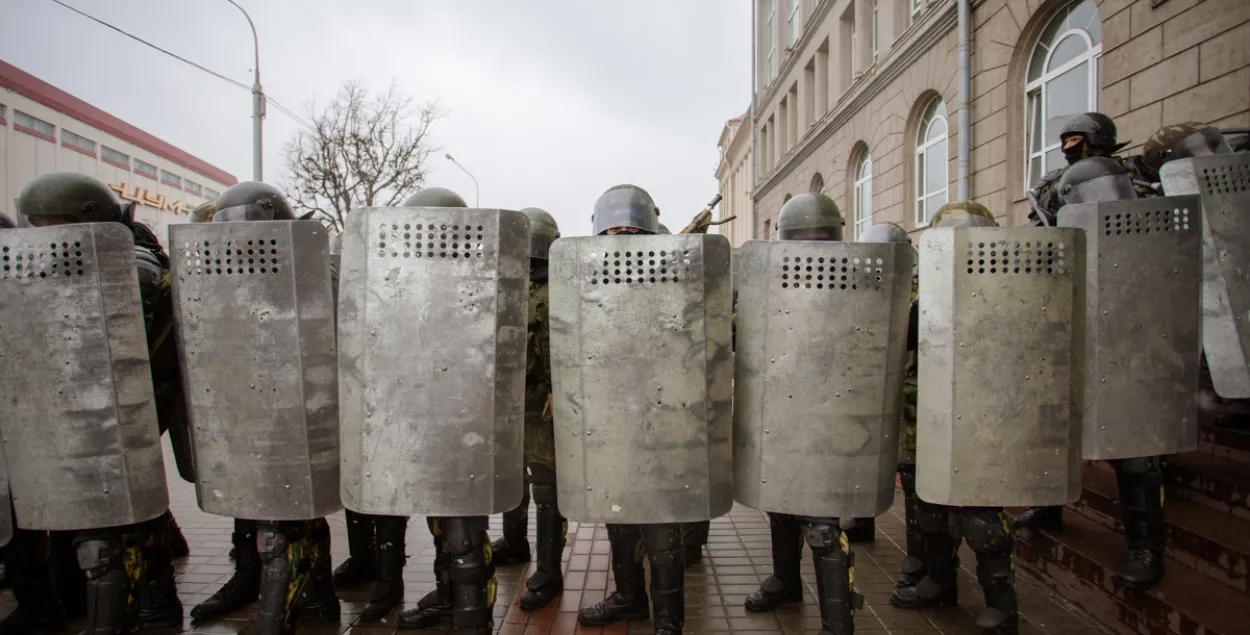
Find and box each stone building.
[715,0,1250,244]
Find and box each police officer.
[12,172,184,634]
[891,201,1019,635]
[1028,112,1143,226]
[576,185,687,635]
[187,182,340,633]
[397,187,498,635]
[1012,158,1168,590]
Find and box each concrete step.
[1163,452,1250,521]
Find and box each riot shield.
[1058,197,1201,459]
[734,240,912,518]
[0,457,12,547]
[337,207,530,516]
[1161,155,1250,398]
[0,224,169,530]
[549,234,734,524]
[169,220,340,521]
[916,227,1085,507]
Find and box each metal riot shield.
[0,224,169,530]
[1161,155,1250,398]
[169,221,340,521]
[338,208,529,516]
[916,227,1085,507]
[0,460,9,547]
[734,241,913,518]
[1058,197,1201,459]
[549,234,734,524]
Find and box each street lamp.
[445,153,479,207]
[225,0,265,182]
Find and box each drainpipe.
[750,0,759,239]
[957,0,972,200]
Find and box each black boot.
[164,511,190,559]
[974,555,1018,635]
[332,509,376,590]
[74,531,128,635]
[192,520,260,621]
[803,521,862,635]
[683,521,710,566]
[491,483,532,566]
[134,518,184,629]
[1113,457,1167,590]
[644,525,686,635]
[0,529,68,635]
[578,525,649,626]
[519,481,566,610]
[842,518,875,544]
[446,518,495,635]
[1011,506,1063,530]
[745,513,803,612]
[50,530,86,621]
[361,516,406,622]
[891,503,958,609]
[398,519,453,629]
[298,520,341,624]
[897,464,925,589]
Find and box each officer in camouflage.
[891,201,1019,635]
[187,182,340,634]
[11,172,184,634]
[397,187,498,635]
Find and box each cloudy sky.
[2,0,751,236]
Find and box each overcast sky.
[2,0,751,236]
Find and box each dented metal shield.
[549,234,734,524]
[1161,155,1250,398]
[169,221,340,521]
[0,224,169,530]
[733,241,912,518]
[1058,197,1202,460]
[0,461,10,547]
[916,227,1085,507]
[337,207,529,516]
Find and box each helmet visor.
[214,203,278,222]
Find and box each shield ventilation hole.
[778,254,884,290]
[1201,163,1250,195]
[0,241,88,280]
[965,240,1067,276]
[182,238,283,275]
[1102,208,1191,236]
[377,220,487,260]
[589,247,691,285]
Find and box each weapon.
[680,194,735,234]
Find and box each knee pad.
[800,520,844,553]
[531,482,559,510]
[74,534,124,580]
[258,527,292,563]
[959,509,1013,555]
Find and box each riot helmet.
[857,222,909,244]
[1056,156,1138,205]
[930,200,999,228]
[658,223,672,234]
[520,207,561,260]
[190,201,217,224]
[17,172,124,226]
[593,185,659,235]
[776,193,844,241]
[1060,112,1127,164]
[0,211,14,229]
[404,186,468,208]
[213,181,295,222]
[1142,122,1233,179]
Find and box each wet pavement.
[0,446,1105,634]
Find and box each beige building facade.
[715,0,1250,245]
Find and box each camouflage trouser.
[523,400,556,470]
[428,516,498,631]
[121,515,174,625]
[252,518,329,633]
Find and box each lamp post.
[445,153,479,207]
[225,0,265,182]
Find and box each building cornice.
[752,1,958,201]
[755,0,838,119]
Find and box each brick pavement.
[0,446,1105,634]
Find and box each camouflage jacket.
[133,242,183,436]
[526,278,553,422]
[1027,156,1160,226]
[899,277,919,461]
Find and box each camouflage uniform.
[1027,112,1146,226]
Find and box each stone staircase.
[1012,421,1250,635]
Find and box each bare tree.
[283,80,442,231]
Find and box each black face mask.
[1062,137,1088,165]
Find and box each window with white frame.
[134,159,158,179]
[915,99,949,225]
[161,170,181,188]
[185,180,203,196]
[787,0,801,47]
[872,0,879,62]
[911,0,922,18]
[102,146,130,169]
[61,129,96,155]
[1025,0,1102,189]
[767,0,777,82]
[854,153,873,239]
[14,110,55,138]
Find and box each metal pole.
[226,0,264,182]
[445,154,480,207]
[956,0,971,200]
[750,0,758,239]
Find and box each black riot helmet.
[404,186,468,208]
[593,185,659,235]
[857,222,909,244]
[1058,156,1138,205]
[777,193,843,241]
[17,172,125,226]
[1060,112,1127,164]
[212,181,295,222]
[0,211,15,229]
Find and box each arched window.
[915,99,949,225]
[810,173,825,194]
[853,153,873,239]
[1025,0,1102,189]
